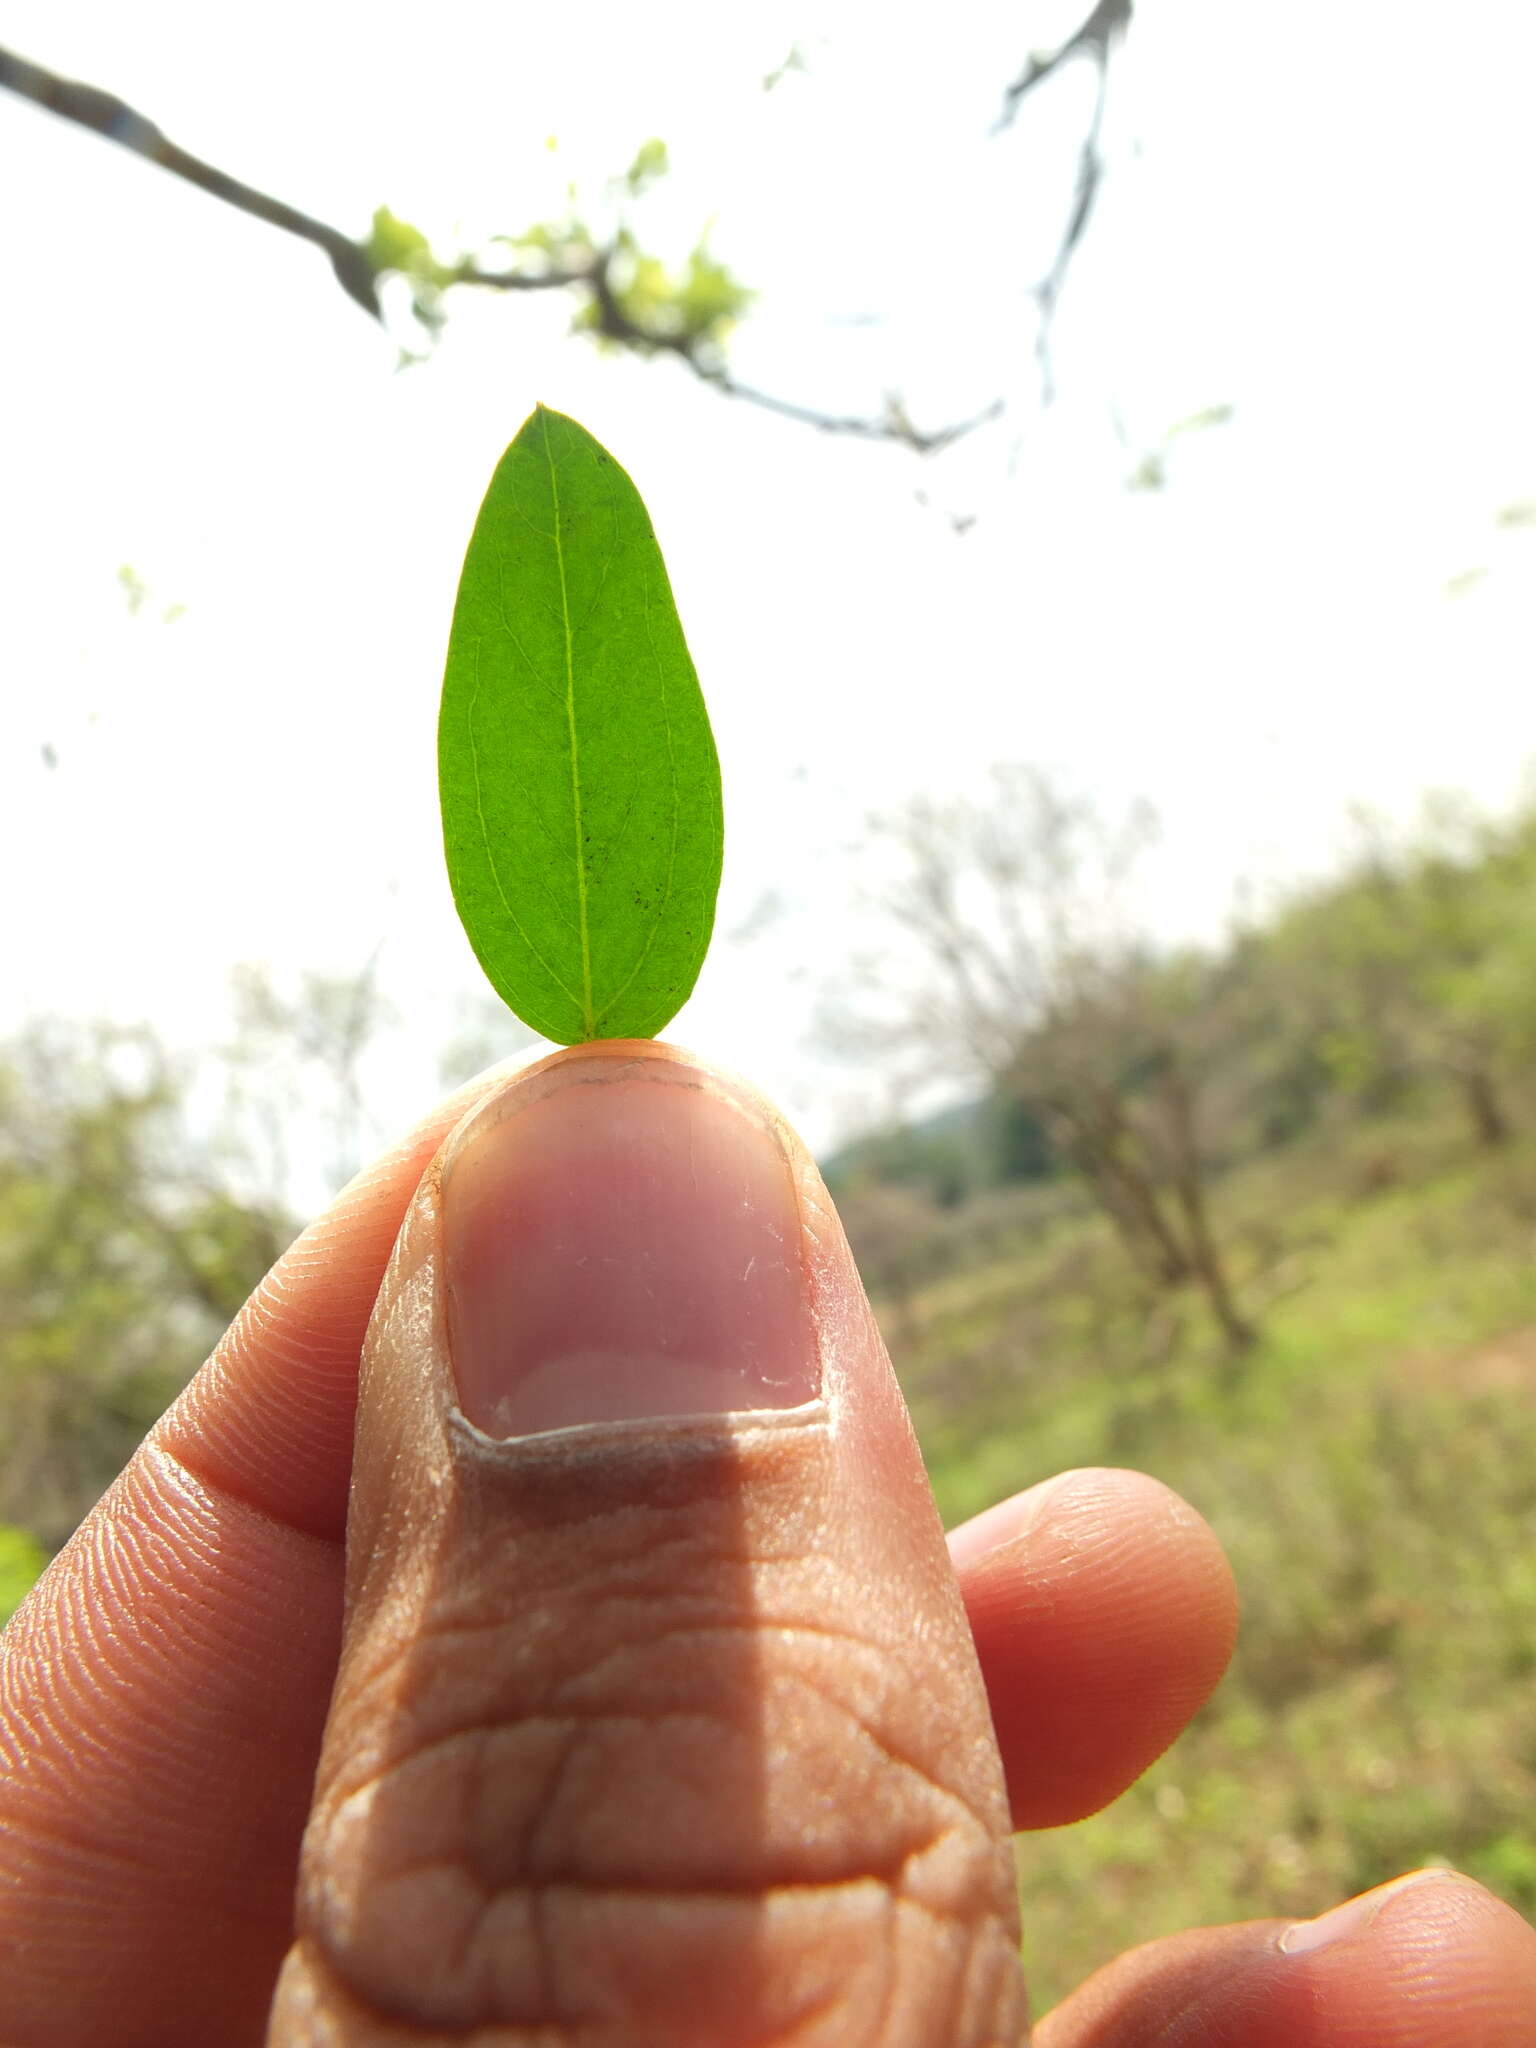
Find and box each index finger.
[0,1061,517,2048]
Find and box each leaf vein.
[543,413,595,1036]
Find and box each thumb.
[269,1043,1024,2046]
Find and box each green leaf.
[365,205,434,275]
[439,406,723,1044]
[623,136,670,195]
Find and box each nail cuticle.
[446,1394,832,1461]
[1278,1869,1453,1956]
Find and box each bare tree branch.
[575,222,1003,453]
[994,0,1134,403]
[833,766,1258,1351]
[0,42,385,318]
[450,259,596,294]
[701,376,1003,454]
[0,41,1001,455]
[995,0,1133,125]
[1031,56,1112,405]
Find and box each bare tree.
[839,765,1256,1354]
[219,956,400,1199]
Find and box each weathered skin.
[268,1053,1026,2044]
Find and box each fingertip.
[951,1468,1238,1828]
[1038,1871,1536,2047]
[1283,1869,1536,2041]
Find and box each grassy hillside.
[878,1106,1536,2014]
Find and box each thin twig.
[581,251,1004,452]
[452,260,596,294]
[1033,55,1113,405]
[0,43,384,317]
[994,0,1133,129]
[704,374,1003,453]
[1,41,1001,455]
[993,0,1133,404]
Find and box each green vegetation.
[839,778,1536,1363]
[850,1100,1536,2013]
[0,1524,47,1625]
[0,1020,295,1553]
[439,407,723,1044]
[826,792,1536,2008]
[363,138,754,365]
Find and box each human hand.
[2,1043,1532,2045]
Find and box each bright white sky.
[2,1,1534,1199]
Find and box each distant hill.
[822,1092,1057,1207]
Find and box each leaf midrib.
[543,415,595,1036]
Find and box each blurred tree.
[221,955,397,1195]
[0,1023,292,1547]
[436,987,541,1095]
[0,10,1132,438]
[835,1181,945,1349]
[1261,799,1536,1152]
[836,765,1257,1353]
[0,959,404,1549]
[991,1094,1059,1183]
